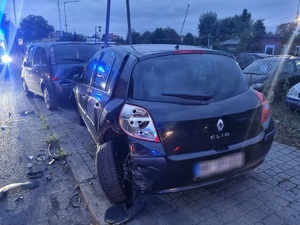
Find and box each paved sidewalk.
[12,53,300,225]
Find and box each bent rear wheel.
[96,141,131,203]
[43,86,58,110]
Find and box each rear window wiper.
[60,58,85,62]
[161,92,214,100]
[244,72,269,75]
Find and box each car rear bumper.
[129,129,275,194]
[53,81,75,99]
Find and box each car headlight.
[2,54,12,63]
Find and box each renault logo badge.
[217,119,224,131]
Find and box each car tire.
[22,79,33,97]
[43,85,58,110]
[96,141,129,203]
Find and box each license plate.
[194,152,245,178]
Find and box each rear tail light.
[51,73,59,81]
[256,91,270,123]
[119,104,160,142]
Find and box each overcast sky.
[2,0,300,39]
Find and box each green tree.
[127,29,142,44]
[275,22,297,37]
[141,31,152,43]
[198,11,218,46]
[60,32,86,41]
[183,33,195,45]
[0,13,12,43]
[19,15,54,42]
[150,27,179,44]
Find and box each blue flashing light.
[98,65,105,73]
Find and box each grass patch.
[45,133,59,146]
[271,100,300,148]
[40,115,49,130]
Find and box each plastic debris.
[26,171,44,179]
[14,196,24,202]
[105,198,146,224]
[69,194,81,208]
[34,153,46,164]
[27,163,33,168]
[19,110,34,117]
[0,180,39,200]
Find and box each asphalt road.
[0,61,93,225]
[3,53,300,225]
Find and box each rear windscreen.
[130,54,248,103]
[53,44,99,65]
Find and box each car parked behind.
[21,42,100,110]
[236,52,270,69]
[243,55,300,103]
[285,82,300,111]
[73,44,275,204]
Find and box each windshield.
[130,54,248,103]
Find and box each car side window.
[295,59,300,71]
[26,47,35,67]
[92,53,115,90]
[82,53,102,85]
[33,47,47,66]
[282,61,295,73]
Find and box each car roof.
[27,41,97,48]
[107,44,232,59]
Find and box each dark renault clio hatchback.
[73,44,275,203]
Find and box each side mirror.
[73,74,83,83]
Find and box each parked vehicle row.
[22,42,276,204]
[242,55,300,108]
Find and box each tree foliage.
[125,27,180,44]
[60,32,86,42]
[198,9,266,52]
[19,15,54,42]
[275,22,297,37]
[0,13,12,43]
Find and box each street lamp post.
[64,0,79,33]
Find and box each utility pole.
[12,0,17,26]
[64,0,79,33]
[104,0,111,48]
[126,0,132,45]
[57,1,63,38]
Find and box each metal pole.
[64,2,68,32]
[126,0,132,45]
[104,0,111,48]
[63,0,79,33]
[12,0,17,26]
[57,1,63,38]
